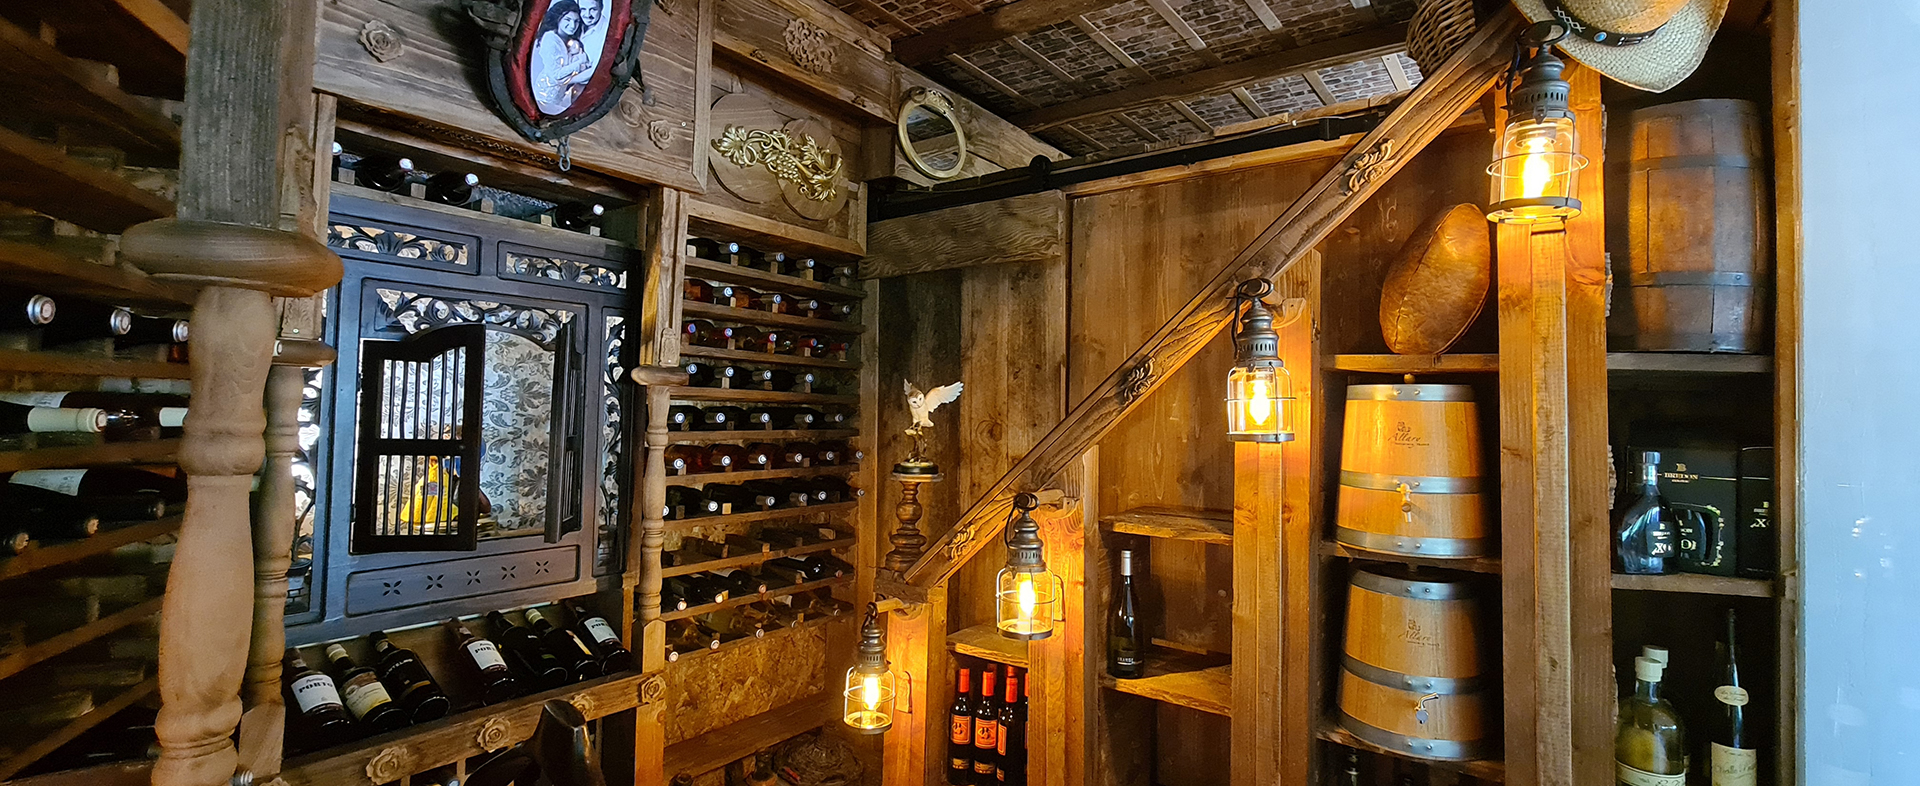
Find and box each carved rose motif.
[570,693,598,717]
[358,20,406,63]
[648,120,676,149]
[616,92,647,128]
[783,19,837,75]
[365,746,414,782]
[639,674,666,704]
[476,715,515,752]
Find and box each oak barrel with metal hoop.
[1616,98,1772,352]
[1335,384,1488,558]
[1337,567,1490,761]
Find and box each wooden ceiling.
[831,0,1425,156]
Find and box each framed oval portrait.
[467,0,653,143]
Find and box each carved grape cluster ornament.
[783,19,838,74]
[712,126,844,202]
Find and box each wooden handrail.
[902,7,1524,589]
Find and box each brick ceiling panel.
[923,59,1032,117]
[960,40,1087,107]
[1187,91,1257,128]
[1023,22,1146,92]
[1244,73,1327,115]
[1317,57,1395,102]
[1125,102,1205,141]
[1081,1,1210,79]
[1073,115,1140,150]
[1181,0,1284,63]
[1261,0,1376,46]
[1395,51,1425,83]
[1036,128,1097,156]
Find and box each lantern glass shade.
[1226,361,1294,442]
[842,665,896,734]
[1487,114,1586,223]
[995,565,1062,640]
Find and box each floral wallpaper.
[477,331,554,540]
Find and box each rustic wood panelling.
[714,0,897,122]
[660,619,832,743]
[864,191,1066,278]
[697,65,869,247]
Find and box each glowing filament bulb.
[1521,136,1552,198]
[860,674,882,711]
[1247,377,1271,425]
[1017,577,1037,620]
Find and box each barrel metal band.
[1340,470,1482,495]
[1336,711,1489,762]
[1346,384,1476,402]
[1350,569,1474,599]
[1627,271,1769,287]
[1616,332,1761,352]
[1343,656,1488,695]
[1335,526,1490,558]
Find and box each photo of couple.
[528,0,611,117]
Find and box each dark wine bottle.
[665,486,717,520]
[828,265,858,286]
[761,557,812,585]
[1108,549,1143,678]
[324,643,411,734]
[806,476,852,504]
[118,315,188,347]
[811,553,854,577]
[42,300,131,345]
[973,663,1001,783]
[425,172,479,205]
[283,649,353,745]
[682,319,731,349]
[742,442,781,469]
[523,607,603,682]
[568,602,633,672]
[683,279,715,304]
[1711,608,1756,786]
[0,400,109,435]
[698,406,746,432]
[715,285,753,309]
[666,405,703,432]
[948,666,975,784]
[710,567,767,596]
[6,482,165,524]
[0,290,56,329]
[664,619,719,661]
[997,668,1023,785]
[354,154,414,192]
[683,361,736,388]
[706,443,748,472]
[8,466,187,503]
[706,482,775,512]
[486,610,570,691]
[745,290,788,314]
[659,581,688,612]
[1615,450,1676,574]
[813,440,853,466]
[552,202,605,231]
[680,574,731,606]
[782,256,819,277]
[685,238,738,262]
[781,441,817,468]
[729,326,776,353]
[448,619,521,704]
[741,479,802,508]
[367,632,451,722]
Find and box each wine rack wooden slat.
[657,575,852,622]
[661,691,838,779]
[0,595,163,683]
[1100,507,1234,544]
[0,516,181,582]
[0,439,178,473]
[664,464,857,487]
[1608,572,1775,598]
[662,500,856,533]
[666,428,859,445]
[1100,649,1232,717]
[0,240,191,309]
[0,127,173,235]
[1328,354,1501,373]
[660,536,855,579]
[0,18,181,157]
[1317,541,1503,575]
[947,623,1029,668]
[0,349,190,380]
[682,257,864,300]
[661,386,859,405]
[664,611,851,667]
[681,301,864,336]
[0,677,158,780]
[1604,352,1772,375]
[679,344,859,371]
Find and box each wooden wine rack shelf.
[1609,572,1776,598]
[1328,354,1500,374]
[666,428,858,445]
[664,464,856,488]
[0,18,180,157]
[662,386,858,406]
[0,438,178,473]
[0,595,162,683]
[661,536,854,579]
[682,257,864,300]
[947,623,1029,668]
[0,677,158,780]
[1317,540,1503,574]
[665,611,851,667]
[662,692,838,779]
[657,575,852,623]
[0,240,190,309]
[1100,650,1232,717]
[0,349,190,381]
[663,500,857,532]
[681,301,864,336]
[0,126,172,235]
[0,516,181,582]
[679,344,859,370]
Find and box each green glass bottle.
[1616,655,1687,785]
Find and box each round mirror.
[898,88,968,180]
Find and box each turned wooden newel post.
[885,470,940,575]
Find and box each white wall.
[1798,3,1920,784]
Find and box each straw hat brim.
[1509,0,1730,92]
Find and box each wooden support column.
[879,586,948,786]
[1026,452,1089,786]
[628,364,686,786]
[1232,440,1284,786]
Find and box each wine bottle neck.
[1636,677,1662,702]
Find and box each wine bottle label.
[974,761,995,776]
[289,674,345,713]
[10,469,86,495]
[465,639,508,671]
[1713,685,1750,706]
[583,617,620,647]
[974,718,997,750]
[341,673,395,719]
[158,408,188,428]
[0,392,68,407]
[950,757,969,772]
[1616,762,1686,786]
[950,714,972,744]
[1709,743,1757,786]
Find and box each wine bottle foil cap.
[1119,549,1133,574]
[1634,655,1664,682]
[325,643,349,659]
[1640,645,1669,666]
[171,320,190,342]
[108,308,133,335]
[1640,450,1661,463]
[24,295,54,325]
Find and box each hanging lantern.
[842,603,897,734]
[995,493,1064,640]
[1226,279,1295,443]
[1487,21,1588,224]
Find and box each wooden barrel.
[1618,98,1771,353]
[1335,384,1488,558]
[1337,567,1490,761]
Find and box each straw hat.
[1509,0,1729,92]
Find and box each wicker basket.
[1407,0,1478,74]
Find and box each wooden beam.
[1244,0,1283,31]
[865,191,1067,278]
[1115,114,1162,142]
[904,8,1522,588]
[1382,53,1412,91]
[1012,23,1408,130]
[944,53,1041,110]
[1302,71,1336,104]
[1232,87,1268,118]
[1007,35,1085,87]
[895,0,1125,65]
[845,0,920,34]
[1143,0,1208,50]
[1072,16,1154,81]
[1171,101,1215,134]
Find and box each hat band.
[1542,0,1664,47]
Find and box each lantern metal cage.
[1487,21,1588,224]
[995,493,1065,640]
[842,603,897,734]
[1226,279,1295,443]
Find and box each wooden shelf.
[664,386,859,405]
[658,575,852,622]
[681,301,864,336]
[947,623,1029,668]
[661,536,855,579]
[0,349,190,380]
[0,677,158,780]
[0,240,190,308]
[665,611,852,666]
[24,0,188,99]
[280,671,647,786]
[0,126,173,235]
[0,516,180,582]
[1316,722,1505,782]
[0,17,180,157]
[668,428,858,445]
[1318,541,1502,574]
[329,183,634,251]
[1101,507,1233,544]
[1609,572,1776,598]
[680,344,859,370]
[1330,354,1499,374]
[1606,352,1771,375]
[664,500,857,532]
[1102,650,1232,717]
[0,595,162,683]
[665,464,857,488]
[683,257,864,301]
[663,692,838,778]
[0,439,176,473]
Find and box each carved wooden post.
[885,472,939,574]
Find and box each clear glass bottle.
[1616,655,1687,785]
[1615,450,1676,574]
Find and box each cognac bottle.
[1615,450,1676,575]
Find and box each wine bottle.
[814,440,856,466]
[742,479,802,508]
[7,482,162,525]
[552,202,605,231]
[683,361,736,388]
[828,264,858,286]
[706,444,748,472]
[663,445,709,475]
[685,238,738,262]
[486,611,569,691]
[742,442,781,470]
[948,666,975,784]
[746,752,779,786]
[324,643,411,734]
[659,581,688,612]
[807,476,853,504]
[669,574,728,606]
[367,632,451,722]
[682,319,730,349]
[118,315,188,347]
[761,557,811,585]
[1711,609,1756,786]
[725,533,770,555]
[663,620,716,662]
[1108,549,1144,678]
[745,290,788,314]
[9,466,187,503]
[730,326,777,353]
[811,553,854,577]
[425,172,479,205]
[707,482,775,513]
[710,567,767,596]
[568,602,632,673]
[354,154,414,192]
[42,300,132,345]
[750,369,812,392]
[781,442,817,468]
[734,408,775,429]
[699,406,747,432]
[972,664,1001,783]
[783,256,820,277]
[523,607,603,682]
[0,400,109,435]
[683,279,715,304]
[665,486,717,520]
[1616,450,1676,575]
[283,649,353,744]
[819,408,853,427]
[666,405,704,432]
[696,608,763,642]
[1616,655,1687,785]
[449,620,522,704]
[997,668,1024,785]
[0,290,56,329]
[715,285,753,309]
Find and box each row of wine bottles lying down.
[682,280,857,322]
[283,602,631,753]
[660,552,852,610]
[662,478,857,519]
[0,289,188,350]
[333,146,607,234]
[663,440,857,474]
[685,238,858,287]
[665,403,852,432]
[663,588,852,661]
[679,360,846,393]
[0,390,188,443]
[680,322,852,363]
[0,466,187,554]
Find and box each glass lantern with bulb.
[1487,22,1588,224]
[842,603,897,734]
[1226,279,1295,443]
[995,493,1064,640]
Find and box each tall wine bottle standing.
[1108,549,1143,678]
[997,668,1024,785]
[1711,609,1757,786]
[1616,655,1687,785]
[324,643,411,734]
[973,664,1000,784]
[282,649,352,746]
[1616,450,1676,574]
[449,619,522,704]
[948,666,974,784]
